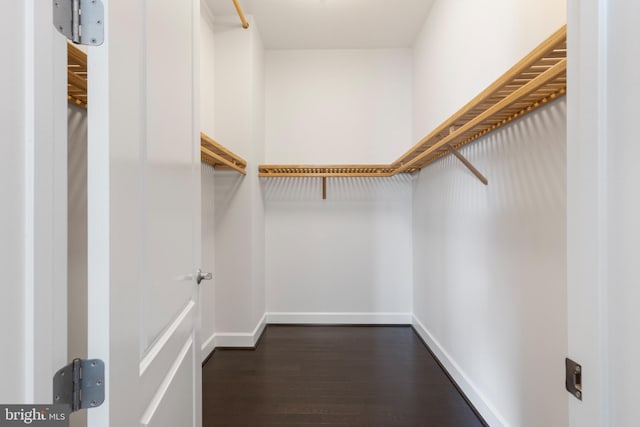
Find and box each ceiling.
[205,0,435,49]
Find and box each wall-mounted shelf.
[259,25,567,181]
[200,132,247,175]
[68,43,88,108]
[67,25,566,183]
[393,25,566,173]
[258,165,396,199]
[258,165,395,178]
[66,44,247,175]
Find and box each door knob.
[196,269,212,285]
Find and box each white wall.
[250,23,266,333]
[67,104,88,427]
[212,15,266,344]
[264,49,413,323]
[68,104,88,364]
[413,99,567,427]
[411,1,567,426]
[199,4,217,360]
[201,162,216,358]
[200,6,216,138]
[265,177,413,323]
[265,49,413,164]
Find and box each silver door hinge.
[53,359,105,413]
[53,0,104,46]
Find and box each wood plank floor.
[203,325,486,426]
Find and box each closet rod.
[232,0,249,29]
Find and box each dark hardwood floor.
[203,325,486,427]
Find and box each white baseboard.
[252,313,267,345]
[215,313,267,348]
[201,313,267,361]
[266,312,412,325]
[411,315,508,427]
[201,332,216,362]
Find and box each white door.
[568,1,640,426]
[86,1,202,426]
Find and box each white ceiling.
[205,0,435,49]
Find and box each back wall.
[264,49,414,323]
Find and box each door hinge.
[53,358,105,413]
[565,357,582,400]
[52,0,104,46]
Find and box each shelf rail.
[67,43,88,108]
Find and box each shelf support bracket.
[322,177,327,200]
[447,144,488,185]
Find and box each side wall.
[264,49,414,323]
[68,104,88,364]
[68,104,88,427]
[212,15,266,345]
[200,4,217,360]
[411,1,567,426]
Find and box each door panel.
[141,343,195,427]
[87,0,201,425]
[140,301,196,406]
[143,0,197,348]
[141,0,201,421]
[140,307,199,427]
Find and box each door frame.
[0,0,69,405]
[11,1,633,426]
[567,0,609,425]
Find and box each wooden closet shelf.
[66,45,247,175]
[68,43,88,108]
[393,25,567,173]
[66,25,567,181]
[259,25,567,179]
[258,165,395,178]
[200,132,247,175]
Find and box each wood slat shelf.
[258,165,395,178]
[66,44,247,175]
[67,25,567,181]
[393,25,567,173]
[259,25,567,179]
[200,132,247,175]
[68,43,88,108]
